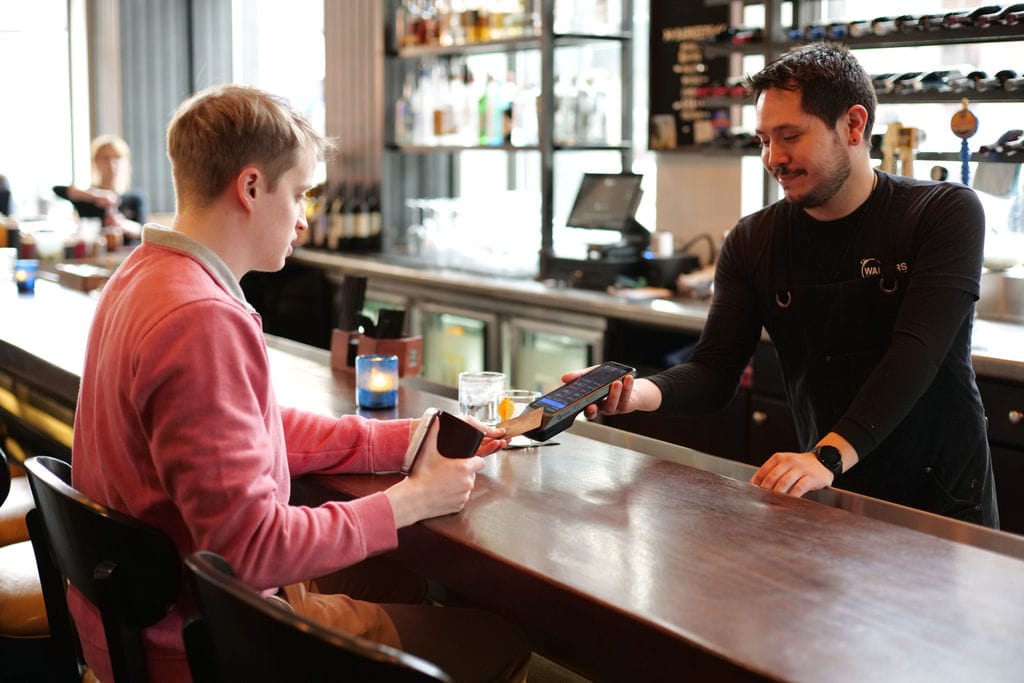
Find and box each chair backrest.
[183,551,452,683]
[24,455,183,683]
[0,443,11,505]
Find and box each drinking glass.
[458,371,505,426]
[500,389,542,446]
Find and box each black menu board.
[649,3,731,149]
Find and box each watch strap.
[813,445,843,478]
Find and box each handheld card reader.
[524,361,636,442]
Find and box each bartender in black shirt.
[576,42,998,527]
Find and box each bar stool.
[24,455,183,683]
[183,550,452,683]
[0,442,50,679]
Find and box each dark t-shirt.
[649,171,985,460]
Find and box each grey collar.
[141,224,254,312]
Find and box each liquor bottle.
[512,79,539,146]
[553,74,578,145]
[478,74,493,145]
[499,71,518,145]
[411,60,434,144]
[396,0,423,48]
[460,63,479,144]
[395,73,415,145]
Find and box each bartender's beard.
[775,134,851,209]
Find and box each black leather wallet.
[436,410,484,459]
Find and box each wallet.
[436,410,484,458]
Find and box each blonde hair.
[167,84,335,209]
[91,134,132,194]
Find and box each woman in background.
[53,134,148,243]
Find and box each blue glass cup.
[355,354,399,409]
[14,259,39,294]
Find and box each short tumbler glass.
[457,371,506,426]
[501,389,542,446]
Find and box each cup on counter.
[499,389,542,446]
[458,371,505,426]
[14,259,39,294]
[355,354,399,409]
[0,248,16,282]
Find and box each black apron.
[762,179,997,526]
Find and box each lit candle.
[355,354,399,409]
[14,259,39,294]
[368,368,396,392]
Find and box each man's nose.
[764,142,789,169]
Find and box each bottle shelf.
[701,88,1024,109]
[702,22,1024,57]
[391,31,631,58]
[671,146,1024,164]
[386,142,632,154]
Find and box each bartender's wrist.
[638,378,663,412]
[814,433,859,474]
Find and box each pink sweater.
[70,226,411,682]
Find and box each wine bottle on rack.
[340,183,357,250]
[326,184,345,251]
[354,184,372,240]
[368,183,382,240]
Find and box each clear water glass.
[458,371,506,426]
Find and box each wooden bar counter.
[4,281,1024,682]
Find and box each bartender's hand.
[750,451,834,498]
[750,433,858,498]
[385,418,486,527]
[559,368,660,419]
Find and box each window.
[0,0,78,218]
[231,0,327,184]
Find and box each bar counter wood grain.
[273,337,1024,683]
[5,283,1024,681]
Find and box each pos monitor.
[567,173,644,232]
[565,173,649,255]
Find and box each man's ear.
[845,104,869,146]
[236,167,261,211]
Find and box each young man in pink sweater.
[70,84,530,682]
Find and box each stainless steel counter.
[291,249,1024,382]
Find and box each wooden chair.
[23,455,182,683]
[0,443,51,681]
[183,550,452,683]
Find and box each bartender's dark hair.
[167,84,336,209]
[746,41,876,144]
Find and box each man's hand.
[385,416,487,528]
[460,415,508,455]
[750,451,834,498]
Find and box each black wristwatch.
[813,445,844,479]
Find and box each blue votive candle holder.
[355,354,399,409]
[14,259,39,294]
